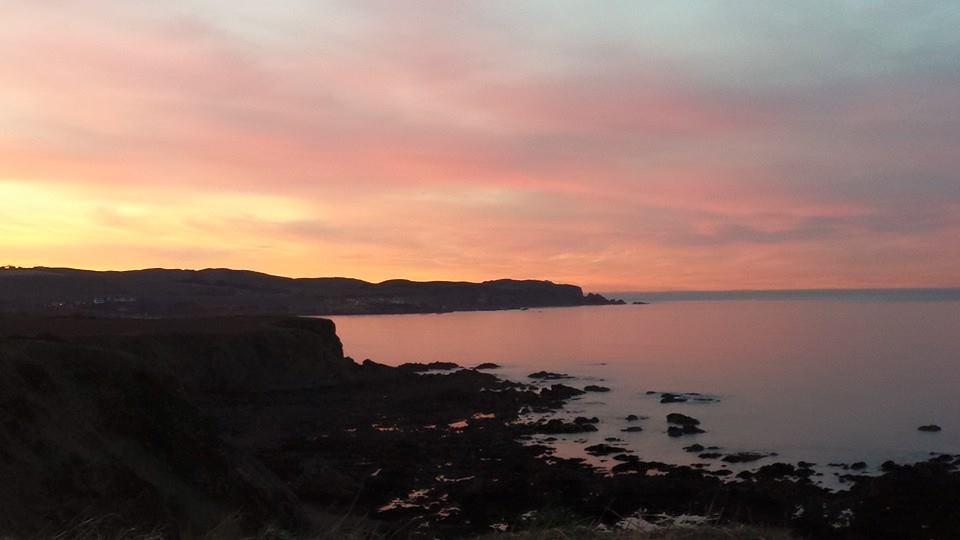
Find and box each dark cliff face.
[1,317,348,393]
[88,318,350,394]
[0,316,580,538]
[0,317,348,536]
[0,267,619,317]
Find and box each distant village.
[1,267,141,315]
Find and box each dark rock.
[722,452,771,464]
[683,444,705,453]
[698,452,723,459]
[584,292,623,305]
[850,461,867,470]
[621,426,644,433]
[361,358,388,368]
[611,462,639,474]
[918,424,942,432]
[573,416,599,425]
[585,444,627,456]
[583,385,611,392]
[651,391,719,404]
[838,473,867,483]
[528,419,598,434]
[473,363,501,370]
[528,371,573,380]
[398,361,460,372]
[754,463,796,479]
[610,459,677,475]
[668,425,705,437]
[625,414,639,421]
[539,384,585,401]
[666,413,701,426]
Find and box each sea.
[326,290,960,488]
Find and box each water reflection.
[328,300,960,480]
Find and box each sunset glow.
[3,1,959,290]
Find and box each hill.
[0,267,621,317]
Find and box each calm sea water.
[327,297,960,485]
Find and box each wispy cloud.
[1,1,958,289]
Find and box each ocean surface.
[327,293,960,487]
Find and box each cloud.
[1,1,959,289]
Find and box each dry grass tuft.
[472,524,795,540]
[5,512,793,540]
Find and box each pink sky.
[2,1,959,290]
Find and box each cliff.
[0,317,350,536]
[0,317,561,537]
[0,267,622,317]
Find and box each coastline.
[308,301,632,318]
[0,267,624,318]
[1,316,958,538]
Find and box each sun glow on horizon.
[2,2,959,290]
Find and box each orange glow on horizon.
[2,3,959,291]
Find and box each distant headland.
[0,266,624,317]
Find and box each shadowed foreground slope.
[0,317,349,535]
[1,317,959,539]
[0,317,584,537]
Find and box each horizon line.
[5,265,959,295]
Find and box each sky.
[2,1,959,291]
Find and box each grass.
[10,525,793,540]
[5,511,794,540]
[472,525,795,539]
[2,512,381,540]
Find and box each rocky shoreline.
[1,316,959,538]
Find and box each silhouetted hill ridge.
[0,267,621,317]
